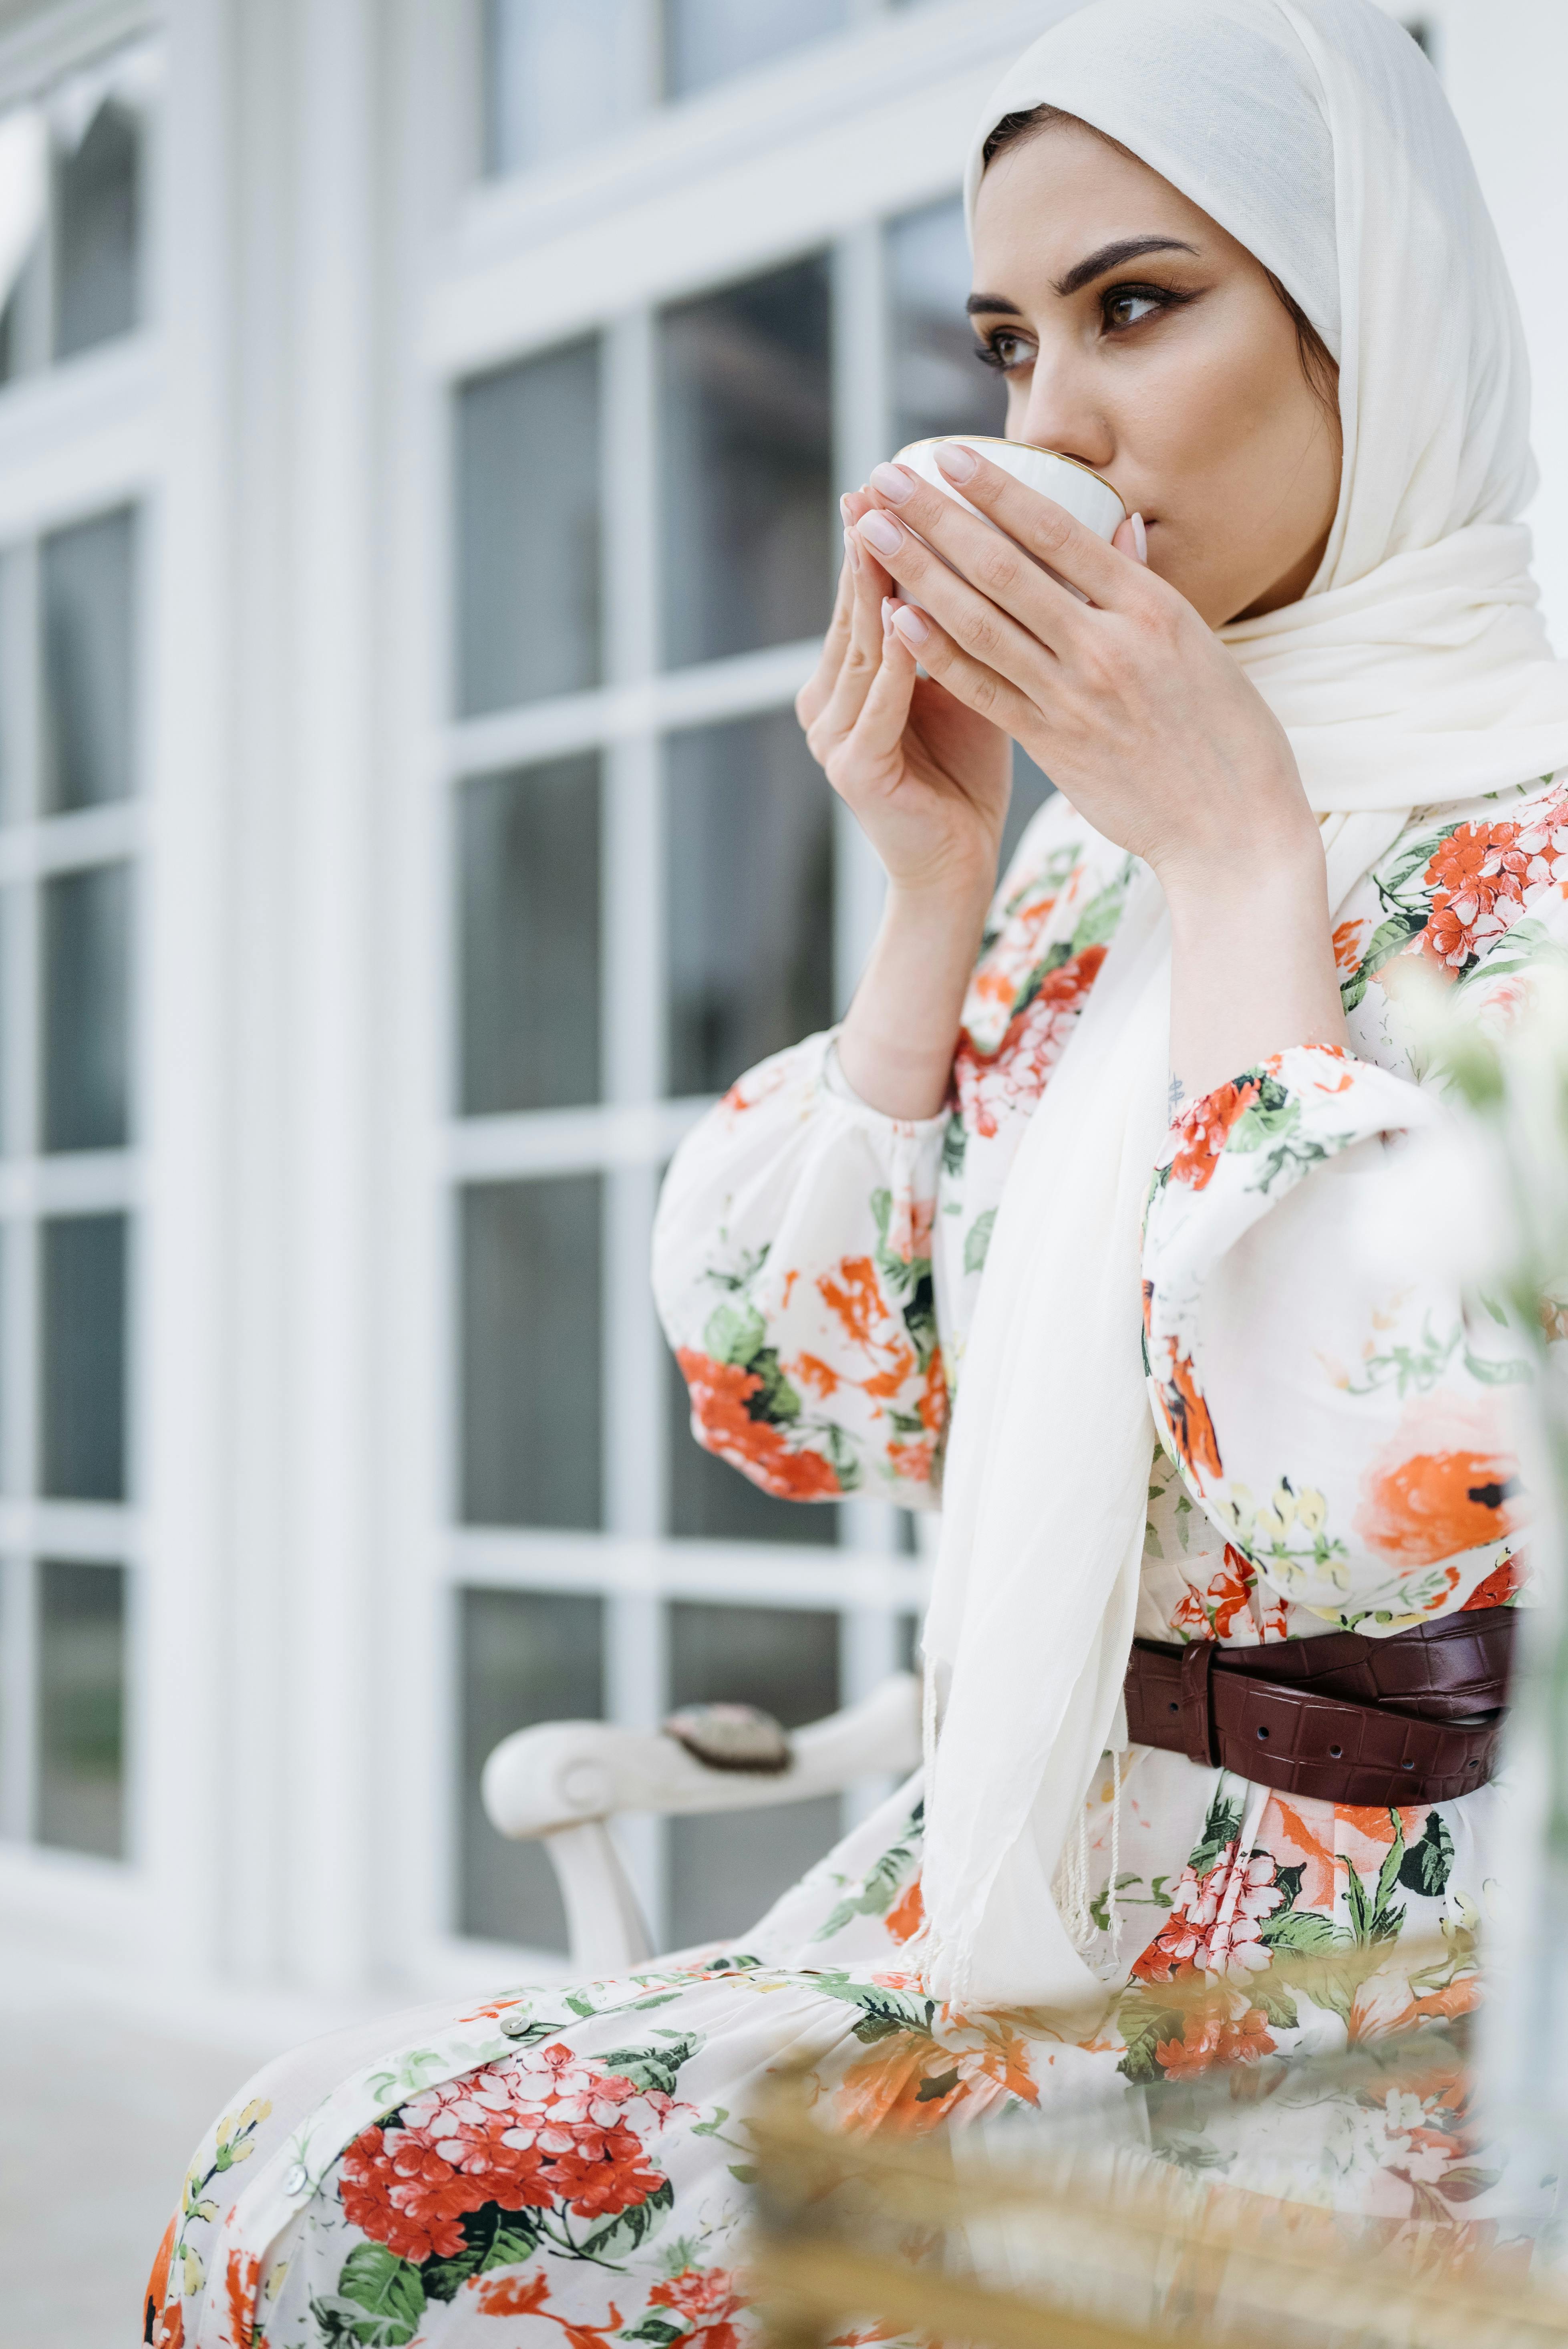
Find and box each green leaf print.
[622,2321,686,2347]
[579,2174,676,2264]
[1186,1787,1246,1878]
[423,2209,543,2303]
[1373,1813,1407,1922]
[1251,1980,1300,2032]
[809,1972,937,2043]
[812,1805,922,1942]
[702,1299,767,1368]
[941,1114,967,1180]
[592,2035,702,2100]
[1115,1992,1186,2087]
[314,2246,426,2347]
[1398,1811,1456,1900]
[1260,1907,1340,1955]
[964,1209,996,1274]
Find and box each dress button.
[500,2011,533,2038]
[285,2163,309,2197]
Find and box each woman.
[148,2,1568,2340]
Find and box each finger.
[1112,511,1149,564]
[811,528,896,754]
[795,500,860,727]
[861,470,1082,656]
[887,600,1041,743]
[855,506,1056,696]
[923,445,1140,607]
[836,600,920,780]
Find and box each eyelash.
[974,281,1196,370]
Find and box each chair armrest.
[481,1671,922,1841]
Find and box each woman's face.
[970,123,1341,625]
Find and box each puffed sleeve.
[652,1031,949,1507]
[1140,1017,1536,1633]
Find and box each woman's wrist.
[837,875,992,1120]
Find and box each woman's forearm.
[838,878,992,1120]
[1165,832,1348,1106]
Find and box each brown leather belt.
[1123,1607,1515,1807]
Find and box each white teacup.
[892,435,1125,545]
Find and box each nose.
[1012,350,1114,473]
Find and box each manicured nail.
[881,596,895,632]
[935,441,978,483]
[844,526,861,572]
[1131,512,1148,564]
[891,604,929,646]
[839,493,854,524]
[869,461,917,504]
[857,510,903,557]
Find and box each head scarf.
[918,0,1568,2012]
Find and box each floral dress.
[148,776,1568,2348]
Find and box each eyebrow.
[966,235,1200,317]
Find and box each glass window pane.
[667,1601,840,1947]
[666,707,834,1096]
[40,1213,127,1502]
[41,507,136,813]
[660,258,832,670]
[461,1177,602,1528]
[887,195,1006,452]
[483,0,646,175]
[459,757,600,1116]
[456,342,601,718]
[664,0,848,99]
[43,862,131,1151]
[54,101,141,359]
[37,1559,125,1857]
[459,1585,603,1948]
[667,1350,837,1545]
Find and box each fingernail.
[869,461,917,504]
[857,511,902,557]
[891,604,929,646]
[839,493,854,524]
[935,441,978,483]
[844,527,861,571]
[881,596,895,632]
[1131,512,1148,564]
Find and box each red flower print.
[1462,1550,1523,1610]
[650,2265,748,2349]
[1154,2000,1276,2079]
[1419,820,1533,969]
[952,945,1107,1140]
[1170,1544,1281,1644]
[340,2048,673,2264]
[1168,1078,1261,1191]
[1356,1445,1526,1567]
[144,2216,176,2347]
[1157,1338,1223,1482]
[675,1349,841,1501]
[1133,1841,1283,1983]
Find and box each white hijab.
[919,0,1568,2013]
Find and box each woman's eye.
[976,330,1037,373]
[1103,287,1165,332]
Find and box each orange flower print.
[676,1350,841,1501]
[1170,1543,1284,1643]
[479,2271,553,2317]
[1332,916,1369,973]
[144,2216,177,2347]
[836,2034,963,2136]
[884,1877,925,1944]
[1154,1998,1276,2079]
[1168,1077,1261,1189]
[223,2251,261,2349]
[1356,1445,1525,1567]
[1419,820,1533,970]
[1157,1336,1223,1483]
[952,944,1107,1140]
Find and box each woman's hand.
[852,447,1347,1102]
[795,491,1016,1122]
[854,449,1315,893]
[797,489,1013,904]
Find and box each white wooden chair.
[481,1672,923,1972]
